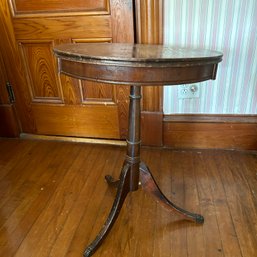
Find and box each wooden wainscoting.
[163,114,257,150]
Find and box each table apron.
[58,59,218,85]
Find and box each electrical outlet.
[178,84,200,99]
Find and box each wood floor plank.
[0,141,55,208]
[0,139,256,257]
[223,152,257,257]
[134,149,158,257]
[0,141,82,257]
[193,152,224,257]
[65,146,124,257]
[13,144,92,257]
[166,151,188,257]
[183,151,205,257]
[0,141,58,212]
[151,149,172,257]
[64,146,125,257]
[206,151,242,257]
[0,139,22,174]
[236,153,257,210]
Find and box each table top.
[54,43,222,66]
[54,43,223,85]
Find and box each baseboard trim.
[163,114,257,150]
[141,111,163,146]
[20,133,127,146]
[163,114,257,123]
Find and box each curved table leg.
[105,175,120,188]
[139,162,204,224]
[84,163,131,257]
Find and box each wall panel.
[164,0,257,115]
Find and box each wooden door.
[0,50,20,137]
[0,52,9,105]
[0,0,134,139]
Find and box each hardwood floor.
[0,138,256,257]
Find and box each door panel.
[32,104,120,138]
[13,16,112,39]
[5,0,134,139]
[10,0,108,15]
[19,41,63,103]
[81,81,115,104]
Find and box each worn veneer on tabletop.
[54,43,222,85]
[53,43,223,256]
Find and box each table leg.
[84,163,131,257]
[139,162,204,224]
[83,85,203,256]
[83,86,141,256]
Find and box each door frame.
[135,0,164,146]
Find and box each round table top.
[53,43,223,85]
[54,43,222,66]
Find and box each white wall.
[164,0,257,114]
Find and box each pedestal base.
[83,161,204,257]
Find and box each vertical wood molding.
[0,0,35,133]
[135,0,163,112]
[110,0,134,138]
[0,19,20,137]
[135,0,163,45]
[0,51,10,104]
[135,0,163,145]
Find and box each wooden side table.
[54,43,222,257]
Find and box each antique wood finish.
[0,105,20,137]
[54,43,222,84]
[141,111,163,146]
[54,43,222,256]
[0,46,20,137]
[164,114,257,150]
[135,0,163,145]
[10,0,108,15]
[0,0,33,133]
[0,52,10,104]
[0,138,257,257]
[0,0,134,139]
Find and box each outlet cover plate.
[178,84,200,99]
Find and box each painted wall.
[163,0,257,114]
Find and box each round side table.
[54,43,222,257]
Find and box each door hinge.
[6,82,15,103]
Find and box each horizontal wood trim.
[164,114,257,150]
[13,16,112,40]
[164,114,257,124]
[32,104,120,139]
[141,111,163,146]
[0,104,20,137]
[20,133,126,146]
[10,0,109,17]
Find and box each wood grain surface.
[0,0,135,139]
[164,114,257,150]
[0,138,256,257]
